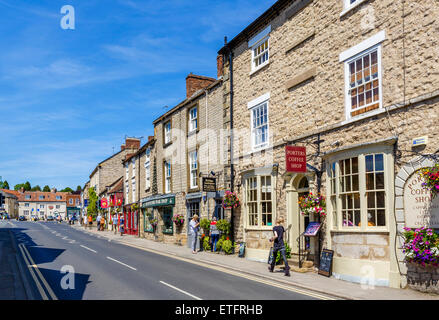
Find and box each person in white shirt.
[189,214,200,254]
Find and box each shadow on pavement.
[37,267,91,300]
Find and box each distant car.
[18,216,27,221]
[30,215,39,221]
[47,215,54,221]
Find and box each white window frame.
[40,204,45,209]
[341,31,385,121]
[25,195,31,200]
[248,93,270,151]
[56,205,60,209]
[243,174,274,230]
[125,163,129,181]
[188,107,198,133]
[25,203,29,207]
[132,179,136,203]
[164,160,171,194]
[132,158,136,177]
[145,149,151,190]
[164,121,171,144]
[189,150,198,189]
[326,145,393,233]
[249,25,271,73]
[341,0,368,16]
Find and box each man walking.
[268,217,291,277]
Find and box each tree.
[23,181,31,191]
[60,187,74,193]
[43,185,51,192]
[31,185,42,191]
[14,183,24,191]
[2,181,9,190]
[76,185,82,192]
[87,187,98,220]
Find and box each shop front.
[67,207,81,220]
[123,204,138,235]
[141,194,175,243]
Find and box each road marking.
[118,242,336,300]
[69,240,76,244]
[160,281,202,300]
[18,243,58,300]
[62,236,68,240]
[80,245,97,253]
[107,257,137,271]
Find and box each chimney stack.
[125,137,140,151]
[217,54,224,79]
[121,144,126,151]
[186,73,216,99]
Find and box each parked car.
[30,215,39,221]
[47,215,54,221]
[18,216,27,221]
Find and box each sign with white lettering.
[285,146,307,173]
[404,170,439,228]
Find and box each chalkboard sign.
[318,249,334,277]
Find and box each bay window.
[327,147,392,231]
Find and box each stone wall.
[407,262,439,294]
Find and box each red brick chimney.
[186,73,216,99]
[125,137,140,151]
[217,54,224,78]
[121,144,126,151]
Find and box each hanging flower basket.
[150,218,158,228]
[420,163,439,198]
[131,203,139,211]
[298,193,326,218]
[172,214,185,227]
[222,191,240,209]
[402,227,439,267]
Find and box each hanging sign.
[286,146,307,173]
[101,197,109,209]
[202,177,217,192]
[304,222,321,237]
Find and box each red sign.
[101,197,109,209]
[286,146,307,173]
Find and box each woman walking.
[189,214,200,254]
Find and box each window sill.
[245,226,274,231]
[341,107,386,126]
[244,144,272,157]
[187,129,198,138]
[249,61,270,77]
[330,228,389,234]
[188,187,200,193]
[162,230,173,235]
[340,0,370,18]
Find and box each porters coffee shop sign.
[404,169,439,228]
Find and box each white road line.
[80,245,97,253]
[160,281,202,300]
[107,257,137,271]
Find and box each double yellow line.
[18,243,58,300]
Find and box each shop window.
[162,207,173,234]
[214,199,225,220]
[245,175,273,228]
[144,208,154,233]
[328,150,390,231]
[187,201,200,220]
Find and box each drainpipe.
[227,39,235,246]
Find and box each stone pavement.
[72,223,438,300]
[0,221,31,300]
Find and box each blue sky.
[0,0,276,190]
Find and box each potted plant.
[298,193,326,218]
[150,218,158,229]
[200,218,211,234]
[222,191,241,209]
[420,163,439,198]
[131,203,139,211]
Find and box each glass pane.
[346,159,351,174]
[352,175,359,191]
[348,195,353,209]
[367,192,375,208]
[376,191,385,208]
[354,211,361,226]
[340,160,344,175]
[375,154,384,171]
[377,210,386,226]
[345,176,351,192]
[342,195,347,209]
[354,193,360,208]
[376,173,385,190]
[366,173,374,190]
[368,210,376,226]
[352,157,358,174]
[365,155,374,172]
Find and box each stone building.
[0,189,19,218]
[150,73,226,247]
[218,0,439,289]
[89,137,141,196]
